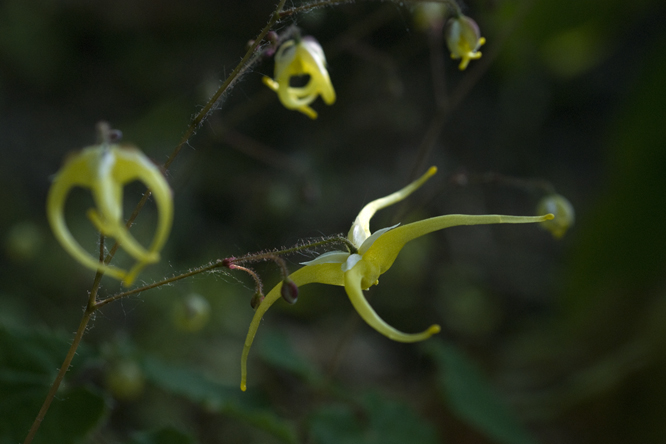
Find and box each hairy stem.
[23,308,95,444]
[101,0,289,270]
[98,235,356,308]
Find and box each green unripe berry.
[172,293,211,332]
[105,360,145,401]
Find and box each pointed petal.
[300,250,349,266]
[46,162,128,281]
[240,262,344,391]
[358,223,400,255]
[364,213,554,275]
[343,263,440,342]
[348,167,437,247]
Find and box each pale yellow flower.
[47,144,173,286]
[445,15,486,70]
[262,37,336,119]
[537,193,575,239]
[240,167,553,390]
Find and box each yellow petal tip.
[240,382,247,392]
[428,324,441,336]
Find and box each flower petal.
[240,262,345,391]
[343,263,441,342]
[113,148,174,285]
[358,223,399,255]
[348,167,437,247]
[46,152,128,281]
[300,250,350,266]
[341,253,363,272]
[363,213,554,275]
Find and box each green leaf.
[0,325,105,444]
[362,392,439,444]
[308,404,364,444]
[141,355,297,444]
[256,329,322,385]
[424,340,536,444]
[307,393,439,444]
[128,427,197,444]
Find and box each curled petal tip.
[545,213,555,221]
[46,142,173,284]
[427,166,438,176]
[427,324,441,336]
[241,382,247,392]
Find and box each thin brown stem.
[96,260,229,309]
[23,308,94,444]
[228,264,264,297]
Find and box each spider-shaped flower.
[240,167,553,390]
[262,37,336,119]
[47,143,173,286]
[445,14,486,70]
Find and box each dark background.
[1,0,666,443]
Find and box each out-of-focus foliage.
[0,326,106,444]
[425,340,536,444]
[2,0,666,443]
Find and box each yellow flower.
[537,193,575,239]
[240,167,553,390]
[445,15,486,70]
[262,37,336,119]
[47,144,173,286]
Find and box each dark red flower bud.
[280,278,298,304]
[250,292,264,310]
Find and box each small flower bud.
[250,292,264,310]
[266,31,279,45]
[280,278,299,304]
[537,193,575,239]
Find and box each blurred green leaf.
[362,392,439,444]
[424,340,535,444]
[307,392,439,444]
[308,404,364,444]
[141,355,297,444]
[0,325,105,444]
[127,427,197,444]
[257,329,322,385]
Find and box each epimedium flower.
[445,14,486,70]
[262,36,336,119]
[47,143,173,286]
[240,166,553,390]
[537,193,575,239]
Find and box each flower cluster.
[47,142,173,286]
[262,37,336,119]
[240,166,553,390]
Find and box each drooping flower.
[537,193,575,239]
[240,167,553,390]
[262,36,336,119]
[47,143,173,286]
[445,14,486,70]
